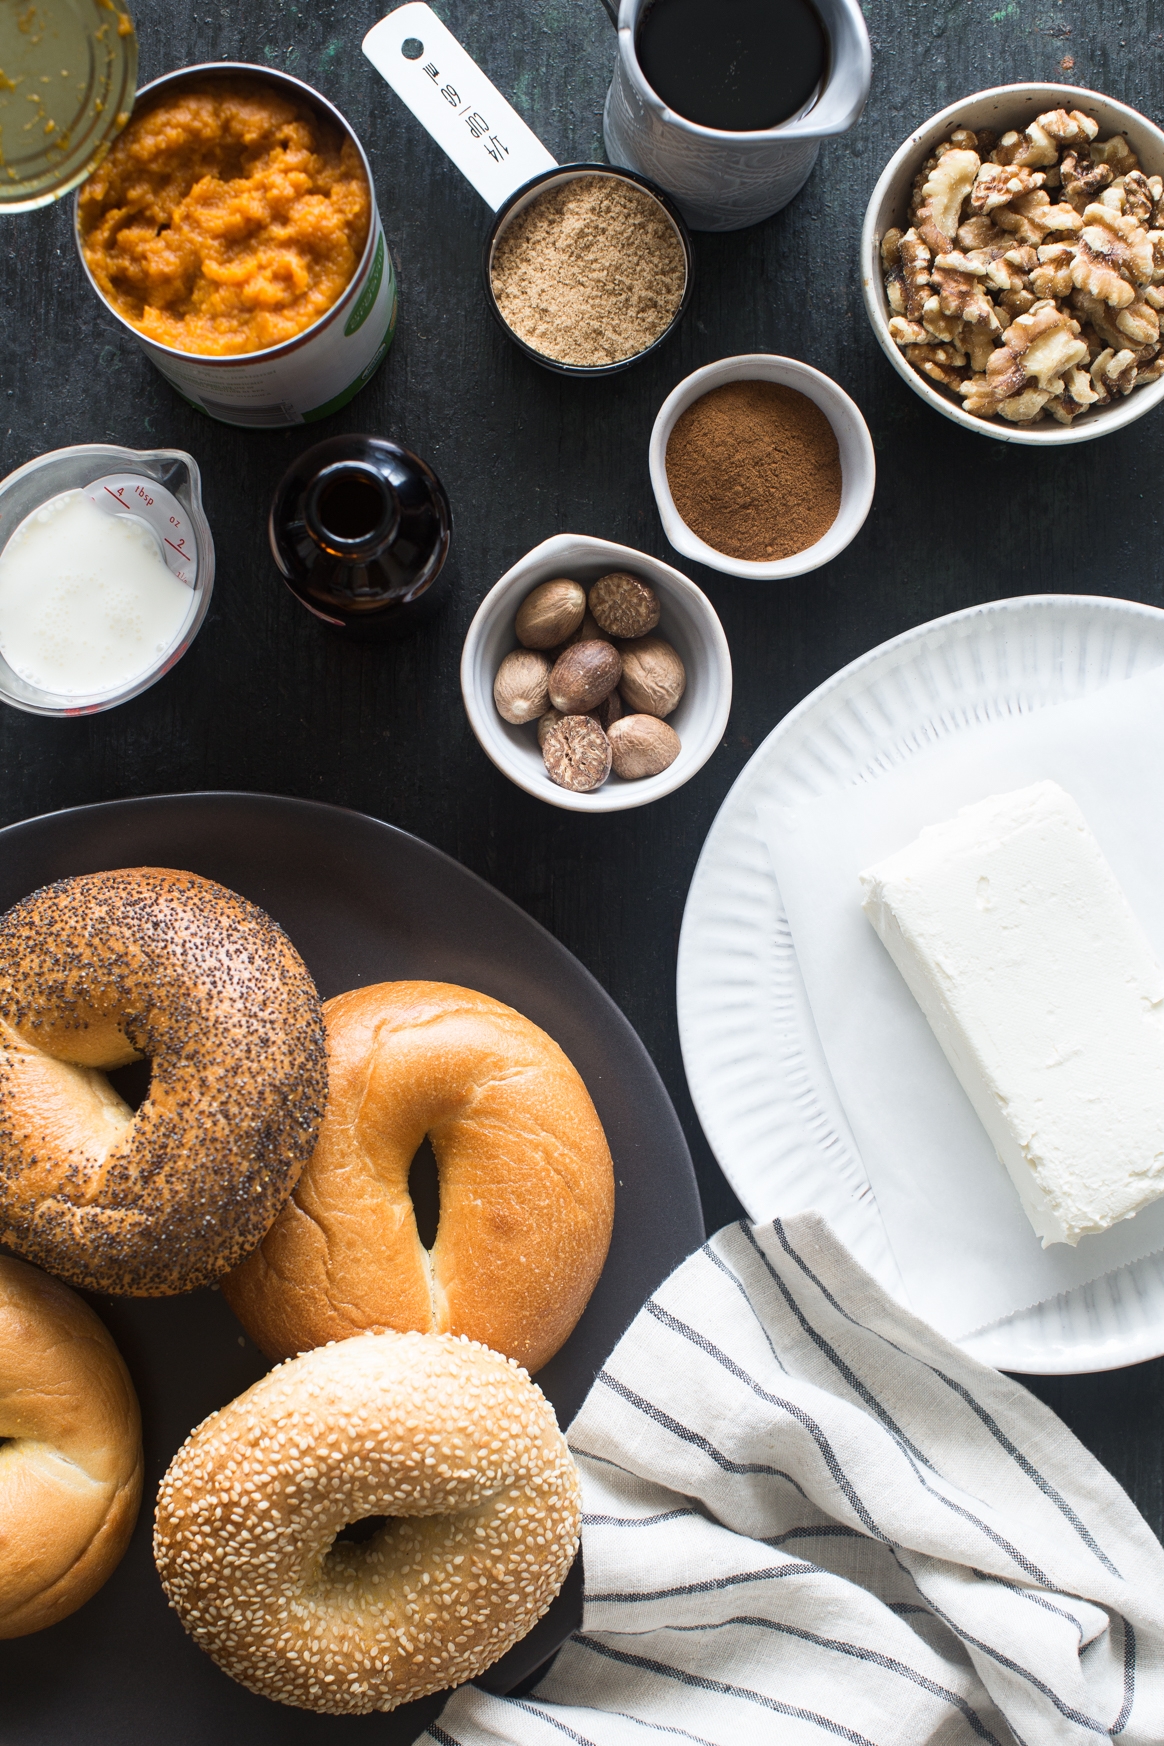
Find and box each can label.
[137,217,398,429]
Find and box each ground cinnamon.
[665,380,842,562]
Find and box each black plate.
[0,794,703,1746]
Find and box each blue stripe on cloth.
[764,1220,1122,1579]
[587,1562,822,1602]
[700,1241,789,1374]
[970,1568,1087,1643]
[767,1525,868,1545]
[570,1636,886,1746]
[648,1612,1006,1745]
[903,1580,1112,1734]
[433,1705,699,1746]
[1112,1616,1136,1736]
[582,1510,700,1529]
[504,1700,600,1745]
[585,1376,811,1498]
[515,1695,719,1746]
[568,1446,638,1473]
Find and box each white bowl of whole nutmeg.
[461,533,732,812]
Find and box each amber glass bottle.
[269,435,452,638]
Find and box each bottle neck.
[303,461,400,561]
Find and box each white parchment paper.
[759,661,1164,1339]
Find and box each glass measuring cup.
[0,444,214,716]
[363,2,693,376]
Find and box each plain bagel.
[154,1330,581,1713]
[0,868,328,1296]
[0,1252,142,1637]
[223,981,615,1371]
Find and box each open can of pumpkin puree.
[72,63,398,428]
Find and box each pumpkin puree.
[79,81,371,357]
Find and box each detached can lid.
[0,0,137,213]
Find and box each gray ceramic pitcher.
[603,0,871,231]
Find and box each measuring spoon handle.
[363,3,558,211]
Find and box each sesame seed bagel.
[223,981,614,1372]
[154,1331,582,1714]
[0,1252,142,1637]
[0,868,327,1295]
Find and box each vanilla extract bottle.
[269,435,452,639]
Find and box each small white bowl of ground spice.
[649,355,876,578]
[485,166,694,376]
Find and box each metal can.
[73,63,398,429]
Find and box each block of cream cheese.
[859,780,1164,1247]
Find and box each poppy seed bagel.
[0,867,327,1295]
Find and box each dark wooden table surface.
[2,0,1162,1692]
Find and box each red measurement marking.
[164,538,187,556]
[103,486,127,503]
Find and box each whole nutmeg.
[552,608,606,656]
[608,714,681,780]
[515,579,586,650]
[616,635,686,718]
[541,694,619,745]
[592,687,623,732]
[589,572,661,640]
[548,639,622,714]
[494,648,551,724]
[542,715,612,792]
[537,708,565,748]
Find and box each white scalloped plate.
[678,595,1164,1374]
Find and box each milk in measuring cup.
[0,491,191,696]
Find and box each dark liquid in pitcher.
[636,0,827,132]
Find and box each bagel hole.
[408,1135,441,1250]
[335,1514,391,1546]
[105,1056,152,1111]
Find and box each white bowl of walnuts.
[862,82,1164,443]
[461,533,732,812]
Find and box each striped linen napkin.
[422,1213,1164,1746]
